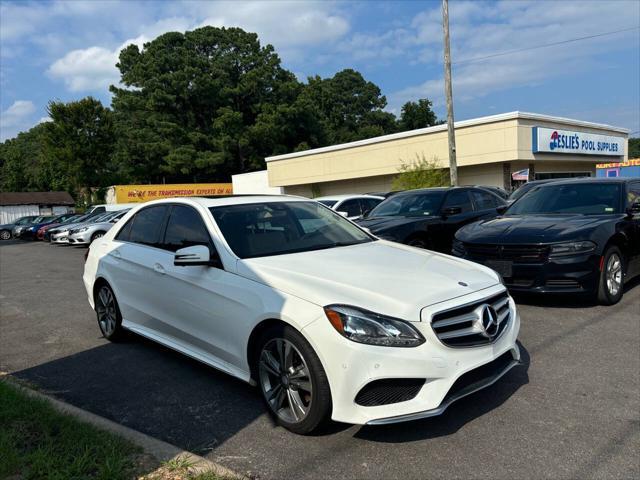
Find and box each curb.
[2,374,243,479]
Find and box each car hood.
[457,214,614,243]
[358,215,436,232]
[236,240,500,321]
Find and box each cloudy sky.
[1,0,639,141]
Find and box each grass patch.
[0,380,141,479]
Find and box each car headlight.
[77,227,88,233]
[549,241,596,257]
[324,305,425,347]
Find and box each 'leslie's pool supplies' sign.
[532,127,625,156]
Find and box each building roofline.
[265,111,629,163]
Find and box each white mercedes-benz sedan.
[83,196,520,434]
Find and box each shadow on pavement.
[12,334,266,454]
[353,341,530,443]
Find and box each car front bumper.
[51,231,70,244]
[456,252,600,294]
[302,284,521,425]
[68,231,92,245]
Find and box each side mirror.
[496,205,508,215]
[362,208,372,218]
[174,245,221,267]
[442,206,462,217]
[337,211,349,217]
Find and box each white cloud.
[45,1,350,93]
[0,100,37,141]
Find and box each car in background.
[37,214,83,240]
[68,209,130,245]
[507,179,563,204]
[84,203,138,215]
[19,213,77,240]
[452,178,640,305]
[315,194,384,220]
[366,191,401,199]
[357,186,506,253]
[0,215,38,240]
[50,211,121,244]
[83,196,520,434]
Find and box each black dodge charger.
[452,178,640,305]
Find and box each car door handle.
[153,263,166,275]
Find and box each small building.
[0,191,75,224]
[596,158,640,178]
[261,111,628,196]
[232,170,284,195]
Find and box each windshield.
[317,200,338,208]
[508,183,538,202]
[369,191,446,217]
[506,183,622,215]
[210,201,373,259]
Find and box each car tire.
[95,283,126,341]
[91,231,105,243]
[597,246,625,305]
[0,229,11,241]
[256,324,332,435]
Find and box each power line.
[453,26,640,65]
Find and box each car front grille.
[464,243,549,263]
[355,378,426,406]
[430,291,511,347]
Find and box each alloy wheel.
[0,230,10,240]
[259,338,313,424]
[96,286,117,336]
[606,253,622,296]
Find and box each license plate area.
[485,260,513,278]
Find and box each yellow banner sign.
[114,183,233,203]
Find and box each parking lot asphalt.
[1,241,639,479]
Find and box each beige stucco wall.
[268,118,522,187]
[267,113,627,193]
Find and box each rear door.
[106,205,170,332]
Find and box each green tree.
[629,137,640,158]
[43,97,115,199]
[299,69,398,144]
[391,154,450,191]
[397,99,440,131]
[111,26,309,182]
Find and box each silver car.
[51,211,122,244]
[67,210,129,245]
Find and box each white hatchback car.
[84,196,520,434]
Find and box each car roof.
[125,195,310,209]
[314,194,384,201]
[534,177,632,187]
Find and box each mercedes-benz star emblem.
[478,304,500,338]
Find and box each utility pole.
[442,0,458,186]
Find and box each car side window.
[443,190,473,213]
[338,199,362,217]
[118,206,167,247]
[470,190,498,210]
[162,205,212,252]
[361,198,383,212]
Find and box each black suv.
[453,178,640,305]
[357,186,506,253]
